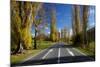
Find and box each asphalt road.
[11,43,95,67]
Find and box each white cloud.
[32,33,35,37]
[90,22,95,28]
[69,28,73,36]
[58,28,61,33]
[87,22,95,30]
[48,31,50,34]
[91,22,95,27]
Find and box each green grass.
[76,41,95,56]
[11,50,41,64]
[37,41,55,49]
[11,41,55,64]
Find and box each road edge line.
[72,48,87,56]
[73,48,95,60]
[21,43,56,64]
[42,49,53,59]
[21,49,47,63]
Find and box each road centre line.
[42,49,53,59]
[58,48,60,63]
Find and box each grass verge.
[11,50,41,64]
[76,42,95,56]
[11,41,55,64]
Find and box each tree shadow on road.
[11,55,95,67]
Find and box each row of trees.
[50,8,70,42]
[11,1,45,54]
[11,1,91,54]
[61,27,70,42]
[50,8,58,42]
[11,1,60,54]
[72,5,89,48]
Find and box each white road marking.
[58,48,60,63]
[42,49,53,59]
[66,48,75,56]
[22,49,47,63]
[72,48,86,56]
[72,48,94,60]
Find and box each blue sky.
[55,4,72,31]
[32,3,95,35]
[88,6,95,29]
[42,3,73,34]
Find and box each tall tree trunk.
[82,6,89,48]
[74,5,81,34]
[34,28,37,49]
[11,1,23,54]
[12,36,22,54]
[50,8,57,42]
[72,5,82,45]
